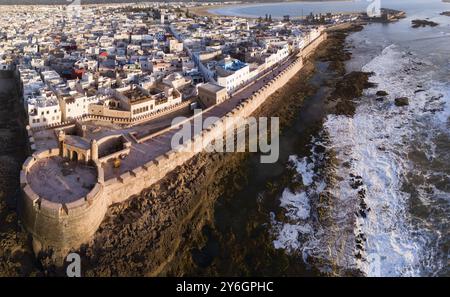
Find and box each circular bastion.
[19,147,108,256]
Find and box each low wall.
[29,101,191,133]
[20,33,327,255]
[302,32,328,59]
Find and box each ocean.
[208,0,450,276]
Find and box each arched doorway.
[72,151,78,162]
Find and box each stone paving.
[27,156,97,203]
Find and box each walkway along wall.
[20,32,327,256]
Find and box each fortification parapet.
[19,147,107,256]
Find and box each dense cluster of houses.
[170,16,325,95]
[0,2,330,129]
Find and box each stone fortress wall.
[20,32,327,256]
[20,148,107,253]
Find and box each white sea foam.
[272,43,450,276]
[323,44,449,276]
[288,156,315,186]
[271,214,313,252]
[271,143,335,272]
[280,189,311,220]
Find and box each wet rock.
[376,90,388,96]
[358,210,367,218]
[342,161,351,168]
[395,97,409,106]
[331,71,374,116]
[411,19,439,28]
[358,189,366,199]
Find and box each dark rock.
[376,90,388,96]
[376,97,384,102]
[330,71,373,116]
[395,97,409,106]
[411,19,439,28]
[359,210,367,218]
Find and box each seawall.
[20,32,328,257]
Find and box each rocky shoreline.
[261,24,374,276]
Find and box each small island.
[441,11,450,16]
[411,19,439,28]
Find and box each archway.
[72,151,78,162]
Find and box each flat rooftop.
[199,83,226,93]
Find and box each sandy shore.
[189,2,361,19]
[189,4,228,17]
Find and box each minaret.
[90,139,98,163]
[58,130,66,158]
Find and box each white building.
[59,92,99,121]
[263,42,290,68]
[26,91,62,128]
[216,58,250,93]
